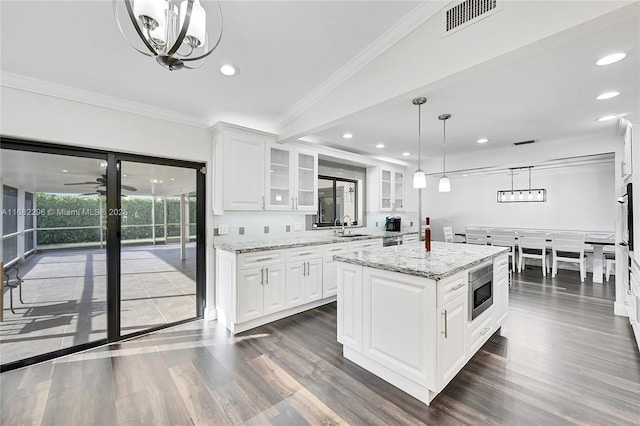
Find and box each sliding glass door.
[1,139,205,371]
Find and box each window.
[316,176,358,227]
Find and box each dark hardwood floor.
[2,267,639,425]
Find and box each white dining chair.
[465,227,487,245]
[549,232,586,282]
[518,231,551,276]
[605,248,615,282]
[443,226,454,243]
[489,230,517,275]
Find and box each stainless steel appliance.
[382,235,403,247]
[469,263,493,321]
[385,216,401,232]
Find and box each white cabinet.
[266,145,294,210]
[493,254,509,328]
[219,127,270,211]
[237,263,286,323]
[337,262,363,350]
[629,257,640,350]
[286,247,323,309]
[322,242,350,298]
[437,292,467,390]
[265,143,318,212]
[368,166,406,212]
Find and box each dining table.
[453,232,616,283]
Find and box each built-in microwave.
[469,263,493,321]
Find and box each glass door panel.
[118,161,198,336]
[296,151,317,209]
[1,149,107,365]
[267,146,292,209]
[394,171,404,210]
[381,169,392,209]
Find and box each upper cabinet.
[214,124,317,212]
[368,166,406,212]
[265,144,318,212]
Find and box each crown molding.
[1,72,209,129]
[274,1,442,131]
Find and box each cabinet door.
[380,168,393,211]
[285,262,305,308]
[263,264,286,315]
[493,255,509,327]
[437,294,467,390]
[237,267,264,323]
[223,130,266,210]
[295,149,318,211]
[266,145,294,210]
[323,257,339,298]
[337,263,363,350]
[394,171,404,211]
[304,258,323,302]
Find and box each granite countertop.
[215,230,417,254]
[333,241,508,280]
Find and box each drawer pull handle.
[256,257,273,262]
[298,252,314,256]
[451,282,466,291]
[442,310,448,338]
[265,267,269,285]
[480,327,490,336]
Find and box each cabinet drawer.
[402,234,418,243]
[322,242,350,257]
[469,310,494,354]
[238,249,286,270]
[437,272,467,307]
[494,254,508,272]
[286,245,322,262]
[350,238,382,250]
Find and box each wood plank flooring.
[1,268,639,425]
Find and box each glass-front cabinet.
[381,169,392,210]
[265,144,317,211]
[266,146,294,210]
[394,171,404,210]
[378,167,404,212]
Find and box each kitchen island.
[334,241,509,405]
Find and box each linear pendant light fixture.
[497,166,547,203]
[113,0,224,71]
[438,113,451,192]
[412,97,427,189]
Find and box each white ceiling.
[0,1,638,168]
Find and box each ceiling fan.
[64,175,138,195]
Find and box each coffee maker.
[385,216,401,232]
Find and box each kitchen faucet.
[341,215,352,236]
[334,218,341,235]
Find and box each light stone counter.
[215,231,417,254]
[334,240,508,280]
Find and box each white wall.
[423,163,615,241]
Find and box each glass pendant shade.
[413,169,427,189]
[438,176,450,192]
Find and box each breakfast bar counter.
[333,241,509,405]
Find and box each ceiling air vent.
[514,140,536,146]
[442,0,502,36]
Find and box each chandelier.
[113,0,223,71]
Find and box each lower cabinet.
[237,264,286,323]
[286,257,323,308]
[493,254,509,328]
[437,293,467,389]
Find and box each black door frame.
[0,137,207,371]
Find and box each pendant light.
[412,97,427,189]
[438,113,451,192]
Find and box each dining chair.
[489,230,517,275]
[518,231,551,276]
[549,232,586,282]
[3,265,24,314]
[605,249,615,282]
[443,226,454,243]
[465,227,487,245]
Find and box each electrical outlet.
[218,224,229,235]
[294,222,302,231]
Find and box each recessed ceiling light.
[343,133,353,139]
[462,174,468,177]
[402,152,411,157]
[376,143,385,149]
[596,115,617,122]
[220,64,238,76]
[477,138,489,144]
[99,161,108,168]
[170,177,175,181]
[61,169,68,173]
[150,179,164,184]
[123,174,127,177]
[596,91,620,100]
[596,52,626,66]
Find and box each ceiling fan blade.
[64,182,99,186]
[80,192,98,196]
[121,184,138,192]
